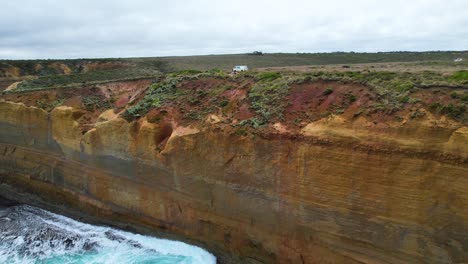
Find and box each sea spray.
[0,205,216,264]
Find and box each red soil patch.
[65,96,82,108]
[115,96,130,108]
[222,89,247,100]
[146,108,181,124]
[234,103,255,120]
[285,81,376,124]
[2,90,58,107]
[162,77,254,125]
[97,79,151,102]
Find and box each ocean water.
[0,205,216,264]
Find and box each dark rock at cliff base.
[0,195,18,208]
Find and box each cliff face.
[0,76,467,263]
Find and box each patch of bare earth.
[285,80,376,126]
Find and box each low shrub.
[393,80,414,92]
[429,102,465,119]
[36,98,65,111]
[122,78,181,121]
[249,77,289,123]
[256,72,281,82]
[449,70,468,83]
[450,92,460,99]
[82,95,111,111]
[462,94,468,102]
[219,100,229,107]
[440,103,465,118]
[323,88,333,95]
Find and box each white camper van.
[232,65,249,72]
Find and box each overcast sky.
[1,0,467,59]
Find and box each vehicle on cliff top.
[232,65,248,72]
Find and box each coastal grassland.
[244,70,467,124]
[2,52,466,124]
[13,67,161,91]
[122,70,232,121]
[2,51,467,77]
[0,58,128,77]
[122,69,468,125]
[138,51,468,71]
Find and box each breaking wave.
[0,205,215,264]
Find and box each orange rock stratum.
[0,74,467,263]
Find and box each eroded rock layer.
[0,77,467,263]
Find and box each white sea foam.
[0,205,216,264]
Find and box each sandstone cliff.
[0,72,467,263]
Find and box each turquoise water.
[0,205,215,264]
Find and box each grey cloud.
[0,0,467,59]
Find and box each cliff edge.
[0,69,467,263]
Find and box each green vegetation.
[219,100,229,107]
[248,73,289,124]
[249,51,264,56]
[3,51,467,79]
[335,108,345,114]
[168,69,202,77]
[293,70,467,114]
[122,73,228,121]
[323,87,334,95]
[233,126,249,136]
[122,77,183,120]
[82,95,112,111]
[449,92,468,103]
[36,98,64,111]
[429,102,465,119]
[3,53,467,124]
[206,68,227,76]
[399,95,410,103]
[451,92,460,99]
[353,110,363,117]
[393,80,414,93]
[123,70,290,124]
[409,109,426,119]
[449,70,468,83]
[140,51,468,72]
[256,72,281,82]
[120,69,467,124]
[463,94,468,103]
[14,68,161,91]
[0,58,170,77]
